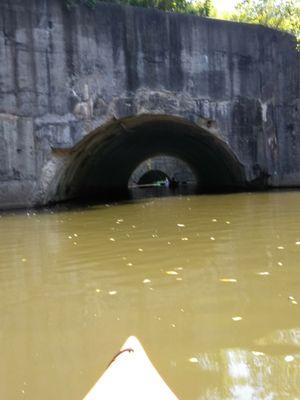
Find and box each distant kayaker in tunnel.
[170,177,178,189]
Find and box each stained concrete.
[0,0,299,208]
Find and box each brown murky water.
[1,192,300,399]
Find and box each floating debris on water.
[252,351,265,356]
[225,221,231,224]
[189,357,198,363]
[277,246,285,250]
[181,237,188,241]
[295,241,300,245]
[170,323,176,328]
[256,272,270,276]
[21,258,27,262]
[176,277,183,281]
[177,223,185,227]
[284,355,295,362]
[288,296,298,305]
[95,288,101,293]
[220,278,237,283]
[138,248,143,252]
[212,219,217,222]
[109,238,116,242]
[232,316,242,321]
[108,290,117,295]
[68,236,72,239]
[166,271,178,275]
[127,262,133,266]
[143,279,151,284]
[210,237,215,241]
[277,262,283,266]
[74,233,78,237]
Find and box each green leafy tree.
[229,0,300,42]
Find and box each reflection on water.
[0,192,300,399]
[193,333,300,399]
[129,184,198,201]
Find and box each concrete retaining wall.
[0,0,299,208]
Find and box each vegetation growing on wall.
[65,0,215,16]
[227,0,300,44]
[65,0,300,45]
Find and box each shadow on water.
[44,183,247,214]
[43,185,198,213]
[0,184,261,216]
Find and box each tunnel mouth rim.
[49,113,247,204]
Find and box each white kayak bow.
[84,336,179,400]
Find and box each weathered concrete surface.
[0,0,299,208]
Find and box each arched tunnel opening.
[53,115,246,204]
[137,170,170,186]
[128,155,197,189]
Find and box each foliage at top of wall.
[223,0,300,47]
[64,0,300,49]
[64,0,215,17]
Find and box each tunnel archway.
[128,155,197,188]
[53,114,246,203]
[138,170,170,185]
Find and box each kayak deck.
[84,336,179,399]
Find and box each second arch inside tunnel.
[128,155,197,188]
[53,115,246,204]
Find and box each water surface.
[1,192,300,399]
